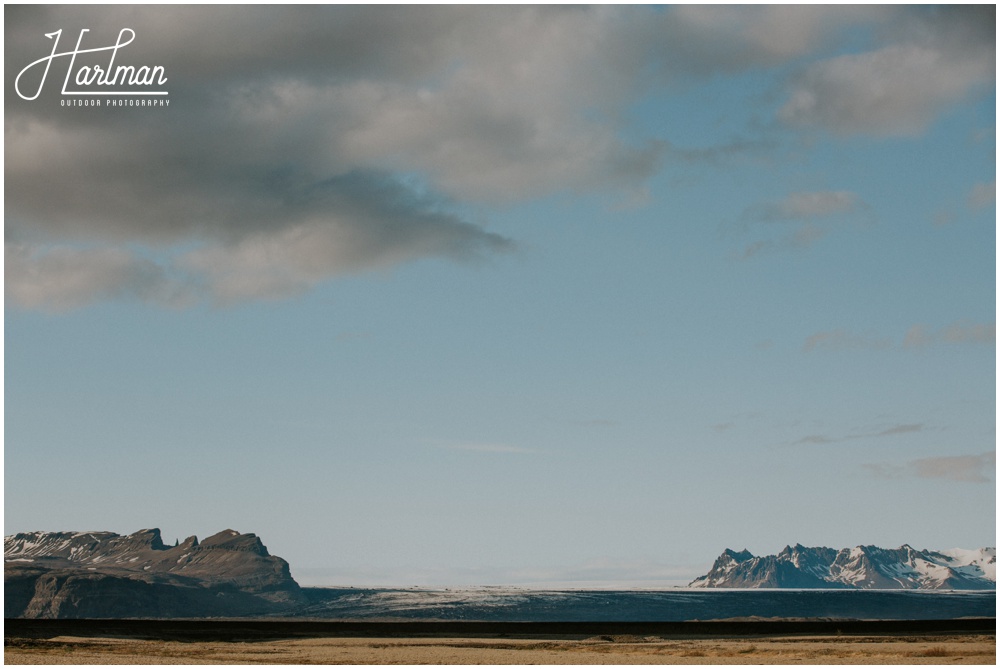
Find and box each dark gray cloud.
[793,435,835,446]
[873,424,924,438]
[649,5,889,80]
[5,5,480,96]
[5,6,661,308]
[780,5,995,135]
[176,172,515,303]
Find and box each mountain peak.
[129,528,165,548]
[200,530,269,555]
[721,548,754,562]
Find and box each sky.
[4,4,996,587]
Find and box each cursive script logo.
[15,29,168,100]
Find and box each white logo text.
[15,29,168,100]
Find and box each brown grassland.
[5,632,996,664]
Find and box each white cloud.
[735,191,867,258]
[801,329,891,353]
[793,423,926,445]
[868,451,996,485]
[744,191,863,222]
[968,181,996,209]
[910,451,996,484]
[4,243,192,311]
[903,322,996,348]
[435,441,537,455]
[799,322,994,353]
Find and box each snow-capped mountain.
[690,544,996,590]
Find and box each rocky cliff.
[5,528,304,618]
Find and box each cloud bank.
[5,5,993,309]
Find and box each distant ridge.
[690,544,996,589]
[5,528,303,618]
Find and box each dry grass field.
[6,632,995,664]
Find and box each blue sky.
[4,5,995,586]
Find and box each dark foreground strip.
[4,618,995,642]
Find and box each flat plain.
[6,632,995,664]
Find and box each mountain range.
[690,544,996,590]
[6,531,996,618]
[5,528,304,618]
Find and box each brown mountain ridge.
[5,528,304,618]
